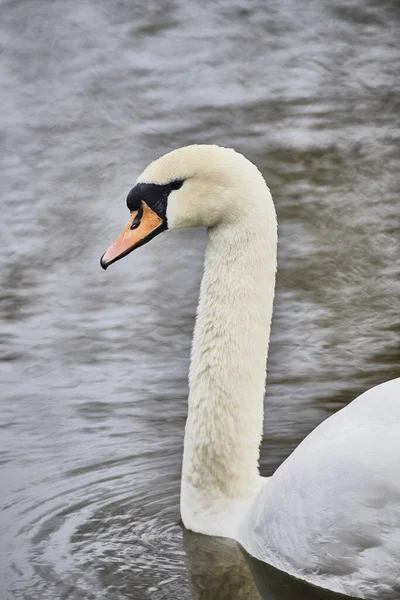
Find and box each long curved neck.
[181,198,277,538]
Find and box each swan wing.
[240,378,400,599]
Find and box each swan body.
[101,145,400,599]
[240,377,400,598]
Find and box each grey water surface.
[0,0,399,599]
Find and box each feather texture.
[130,145,400,598]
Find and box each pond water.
[0,0,399,598]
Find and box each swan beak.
[100,201,166,270]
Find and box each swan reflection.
[182,528,353,600]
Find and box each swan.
[100,145,400,599]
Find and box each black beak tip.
[100,254,108,270]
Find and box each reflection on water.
[0,0,399,598]
[244,549,353,600]
[183,531,260,600]
[183,530,355,600]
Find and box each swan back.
[240,378,400,598]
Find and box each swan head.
[101,144,272,269]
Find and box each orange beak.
[100,201,166,269]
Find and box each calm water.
[0,0,399,598]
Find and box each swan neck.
[181,203,277,536]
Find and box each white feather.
[134,145,400,598]
[240,378,400,598]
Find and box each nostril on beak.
[130,206,143,230]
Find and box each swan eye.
[170,179,184,191]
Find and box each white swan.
[101,145,400,599]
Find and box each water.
[0,0,399,598]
